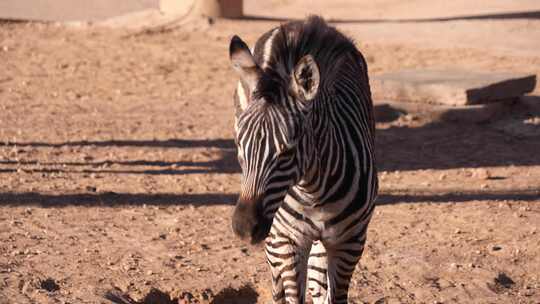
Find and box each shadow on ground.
[104,288,178,304]
[0,192,237,206]
[376,102,540,172]
[2,104,539,174]
[1,102,539,206]
[5,138,235,149]
[236,10,540,23]
[103,285,258,304]
[1,139,240,175]
[210,285,259,304]
[1,189,538,207]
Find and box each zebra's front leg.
[265,225,311,304]
[307,240,328,304]
[324,239,366,304]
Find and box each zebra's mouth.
[232,201,272,244]
[250,219,272,244]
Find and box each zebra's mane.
[253,16,358,103]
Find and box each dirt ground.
[1,1,540,303]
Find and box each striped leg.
[325,239,366,304]
[307,240,328,304]
[265,224,312,304]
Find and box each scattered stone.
[179,291,195,302]
[373,103,404,122]
[450,263,461,269]
[372,69,536,106]
[40,277,60,292]
[493,115,540,138]
[21,280,33,294]
[492,245,502,251]
[473,168,491,180]
[487,272,515,294]
[374,99,515,123]
[438,278,454,289]
[200,288,212,301]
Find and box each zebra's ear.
[292,54,320,101]
[230,35,261,94]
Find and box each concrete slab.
[371,70,536,106]
[374,99,518,123]
[0,0,160,22]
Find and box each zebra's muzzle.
[232,197,272,244]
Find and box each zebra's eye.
[278,143,294,154]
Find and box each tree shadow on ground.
[1,139,240,175]
[1,102,539,206]
[5,138,235,149]
[0,192,237,207]
[2,111,538,175]
[1,189,538,207]
[235,10,540,23]
[377,189,540,205]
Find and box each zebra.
[229,16,378,304]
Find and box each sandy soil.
[1,2,540,303]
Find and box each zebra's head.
[228,34,320,244]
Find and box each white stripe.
[237,81,249,110]
[262,28,279,69]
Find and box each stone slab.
[374,99,518,123]
[0,0,160,22]
[371,69,536,106]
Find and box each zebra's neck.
[293,84,366,206]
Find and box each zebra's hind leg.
[265,225,312,304]
[324,239,366,304]
[307,240,328,304]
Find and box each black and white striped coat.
[230,16,378,304]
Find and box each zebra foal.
[229,16,378,304]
